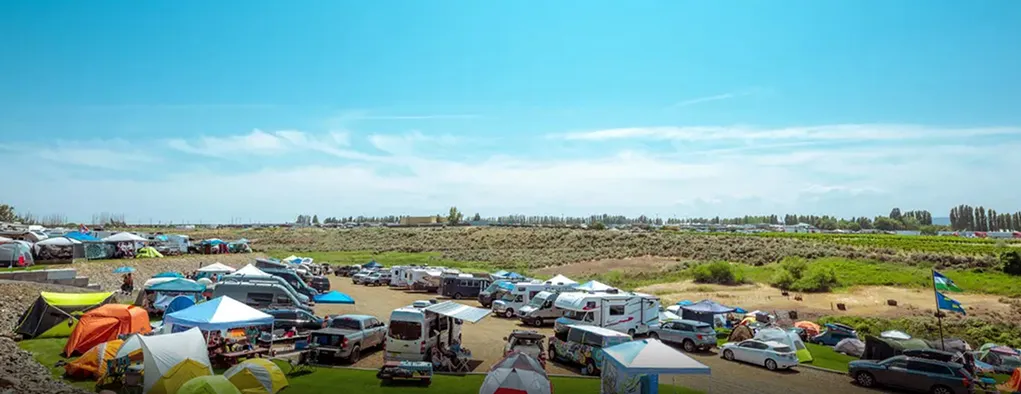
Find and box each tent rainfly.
[15,291,115,338]
[197,262,237,273]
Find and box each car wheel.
[723,349,734,361]
[764,359,777,371]
[627,329,636,338]
[649,332,659,340]
[930,385,953,394]
[854,371,875,388]
[349,345,361,364]
[504,309,514,318]
[683,340,695,352]
[549,347,558,361]
[585,359,599,376]
[453,292,462,300]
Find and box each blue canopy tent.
[601,338,711,394]
[505,272,525,280]
[362,260,383,269]
[153,271,184,279]
[149,278,206,292]
[200,239,226,246]
[64,231,101,242]
[314,291,355,304]
[732,307,747,314]
[679,300,735,326]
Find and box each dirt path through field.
[640,281,1014,319]
[316,275,888,393]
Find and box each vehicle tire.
[549,347,558,361]
[930,385,953,394]
[532,318,544,327]
[627,329,636,338]
[682,340,696,352]
[723,349,734,361]
[453,292,462,300]
[585,359,599,376]
[349,345,361,364]
[764,359,777,371]
[649,332,659,340]
[504,309,515,318]
[854,371,876,388]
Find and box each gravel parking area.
[318,276,893,394]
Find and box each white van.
[553,290,661,336]
[492,280,576,319]
[384,303,463,362]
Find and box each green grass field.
[803,343,857,372]
[18,338,702,394]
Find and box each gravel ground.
[0,336,91,394]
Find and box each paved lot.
[317,276,893,393]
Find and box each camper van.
[478,280,515,308]
[492,280,576,319]
[518,290,576,327]
[213,281,314,312]
[221,274,311,305]
[553,291,661,336]
[260,267,319,299]
[384,302,463,362]
[408,268,445,292]
[440,275,492,300]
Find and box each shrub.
[1001,250,1021,276]
[791,265,839,292]
[691,261,744,285]
[771,269,796,290]
[590,222,606,230]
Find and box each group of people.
[207,330,255,355]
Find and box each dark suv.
[265,308,325,332]
[849,355,975,394]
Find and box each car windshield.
[500,293,517,301]
[330,318,361,330]
[606,336,630,346]
[528,295,547,307]
[388,321,422,341]
[563,310,586,320]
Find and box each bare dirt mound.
[641,280,1016,320]
[532,255,682,277]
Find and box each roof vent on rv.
[411,300,432,309]
[604,288,620,294]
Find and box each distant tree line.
[949,205,1021,232]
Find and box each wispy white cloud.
[357,114,481,120]
[368,130,458,155]
[167,129,362,159]
[553,124,1021,142]
[671,88,760,108]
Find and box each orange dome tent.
[64,339,123,379]
[64,304,151,356]
[794,321,821,337]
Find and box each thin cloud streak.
[555,124,1021,142]
[356,114,482,120]
[672,89,757,108]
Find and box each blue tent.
[676,300,694,306]
[363,260,383,269]
[680,300,735,325]
[64,231,101,242]
[148,278,206,292]
[505,272,524,280]
[153,271,184,279]
[163,295,197,315]
[732,307,748,314]
[164,296,274,331]
[602,338,711,394]
[314,291,355,304]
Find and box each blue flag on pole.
[936,291,966,315]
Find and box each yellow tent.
[64,339,123,379]
[178,375,243,394]
[223,358,288,394]
[137,247,164,258]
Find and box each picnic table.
[214,348,269,368]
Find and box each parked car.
[311,314,388,363]
[649,319,717,352]
[352,269,376,284]
[720,339,800,371]
[335,265,360,277]
[365,272,392,286]
[812,323,858,346]
[849,355,975,394]
[309,276,331,293]
[548,325,631,376]
[264,308,325,332]
[504,330,547,368]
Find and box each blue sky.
[1,1,1020,223]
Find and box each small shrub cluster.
[691,261,745,285]
[1001,250,1021,276]
[770,257,839,292]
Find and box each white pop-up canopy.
[546,274,577,285]
[223,264,270,278]
[102,232,147,242]
[164,296,273,331]
[197,262,237,273]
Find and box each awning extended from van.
[423,301,490,323]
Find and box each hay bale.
[887,299,898,306]
[836,303,846,311]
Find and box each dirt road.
[316,276,890,393]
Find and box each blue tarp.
[363,261,383,269]
[148,278,206,292]
[314,291,355,304]
[153,271,184,279]
[201,239,226,245]
[113,266,136,273]
[495,281,515,291]
[64,231,101,242]
[733,307,747,314]
[676,300,694,306]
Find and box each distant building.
[783,223,816,233]
[400,216,443,226]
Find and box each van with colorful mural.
[548,324,631,376]
[553,290,661,337]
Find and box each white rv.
[409,268,445,292]
[492,277,576,319]
[388,266,409,287]
[552,290,661,336]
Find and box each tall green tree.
[0,204,16,222]
[447,206,463,224]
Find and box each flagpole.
[931,269,945,351]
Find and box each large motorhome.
[388,266,409,287]
[492,279,575,319]
[440,274,492,300]
[384,301,463,362]
[213,281,313,312]
[553,290,661,336]
[408,268,446,292]
[518,290,576,327]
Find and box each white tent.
[35,236,82,246]
[546,274,577,285]
[116,333,143,359]
[102,232,147,242]
[197,262,237,273]
[139,327,212,394]
[480,353,551,394]
[164,296,274,332]
[575,280,613,291]
[224,264,271,278]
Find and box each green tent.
[15,291,115,338]
[177,375,242,394]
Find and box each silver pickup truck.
[309,314,387,363]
